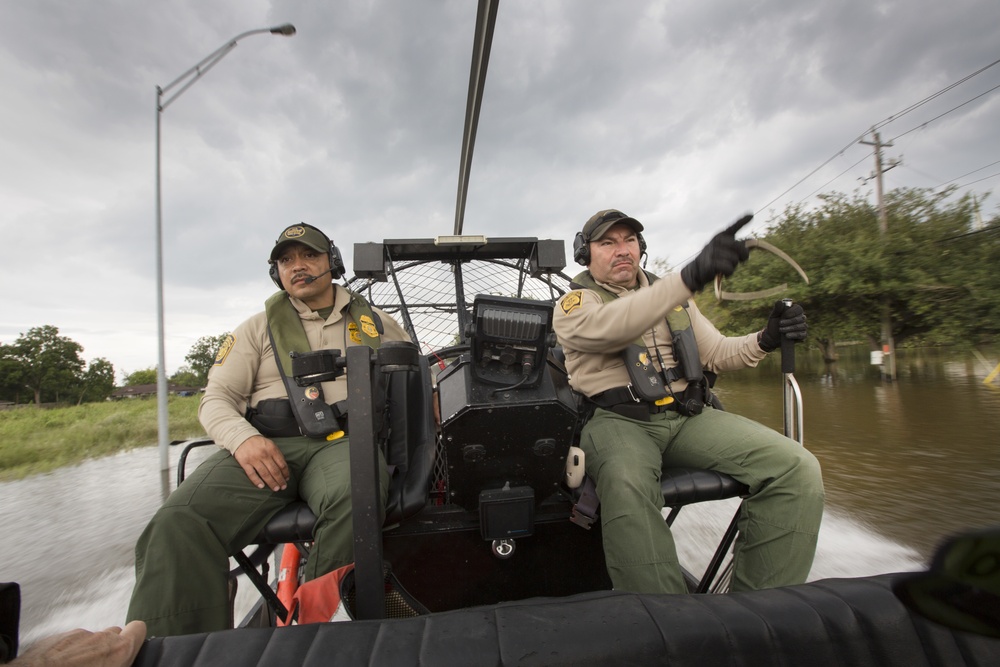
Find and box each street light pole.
[155,23,295,473]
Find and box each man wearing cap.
[553,209,823,595]
[127,223,410,636]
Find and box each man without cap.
[127,224,410,636]
[553,209,824,594]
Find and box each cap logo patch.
[283,226,307,239]
[561,291,582,315]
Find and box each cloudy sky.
[2,0,998,380]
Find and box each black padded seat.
[660,467,748,507]
[133,572,1000,667]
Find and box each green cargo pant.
[126,436,389,636]
[581,406,824,594]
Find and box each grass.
[0,396,206,481]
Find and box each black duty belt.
[246,398,348,439]
[588,385,677,421]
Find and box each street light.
[155,23,296,472]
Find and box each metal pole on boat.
[780,299,804,445]
[154,23,296,472]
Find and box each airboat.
[133,1,999,664]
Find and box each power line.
[873,56,1000,133]
[889,81,1000,142]
[758,55,1000,215]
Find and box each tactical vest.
[570,270,706,399]
[263,290,383,439]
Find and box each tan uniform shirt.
[552,270,767,398]
[199,285,410,454]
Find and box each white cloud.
[2,0,998,377]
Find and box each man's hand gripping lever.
[680,213,753,293]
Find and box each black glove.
[758,301,807,352]
[680,214,752,293]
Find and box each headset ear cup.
[638,233,647,256]
[573,232,590,266]
[268,262,283,290]
[329,242,346,279]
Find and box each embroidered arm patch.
[213,334,236,366]
[560,291,583,315]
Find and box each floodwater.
[2,345,998,645]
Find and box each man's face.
[275,243,334,306]
[588,223,641,288]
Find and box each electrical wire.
[757,55,1000,216]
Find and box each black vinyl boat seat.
[133,572,1000,667]
[175,347,437,568]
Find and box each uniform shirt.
[199,284,410,454]
[552,270,767,399]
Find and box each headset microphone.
[302,268,335,284]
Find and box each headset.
[268,222,346,289]
[573,229,647,266]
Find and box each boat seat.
[174,342,436,621]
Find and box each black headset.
[268,223,346,289]
[573,229,647,266]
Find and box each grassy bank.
[0,396,205,481]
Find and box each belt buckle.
[626,384,641,403]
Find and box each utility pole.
[860,130,900,381]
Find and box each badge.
[360,315,379,339]
[348,322,362,344]
[561,291,583,315]
[304,386,320,400]
[213,334,235,366]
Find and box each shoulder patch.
[560,291,583,315]
[213,334,236,366]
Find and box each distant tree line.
[690,187,1000,359]
[0,328,230,406]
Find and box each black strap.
[590,385,640,406]
[570,477,600,529]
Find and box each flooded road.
[2,345,998,645]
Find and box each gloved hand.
[758,301,808,352]
[680,214,752,293]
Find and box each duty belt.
[588,385,676,421]
[247,398,349,439]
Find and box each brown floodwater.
[1,345,997,644]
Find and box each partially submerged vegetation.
[0,396,204,481]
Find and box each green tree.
[709,187,999,356]
[184,333,231,385]
[0,343,26,403]
[8,326,85,405]
[169,366,202,388]
[124,368,159,386]
[76,357,116,404]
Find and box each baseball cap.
[582,209,644,242]
[269,224,330,261]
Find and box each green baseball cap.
[582,209,644,242]
[269,224,330,261]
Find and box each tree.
[8,326,85,405]
[123,368,159,386]
[0,342,26,403]
[184,333,231,386]
[707,187,999,354]
[77,357,116,404]
[169,366,202,388]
